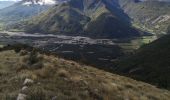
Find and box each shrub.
[28,49,39,65]
[18,50,44,71]
[14,48,21,53]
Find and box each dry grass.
[57,69,69,78]
[0,50,169,100]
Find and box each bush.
[14,48,21,53]
[18,50,44,71]
[28,49,39,65]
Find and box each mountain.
[0,0,69,26]
[115,33,170,89]
[16,0,145,38]
[2,0,170,36]
[118,0,170,34]
[0,1,15,9]
[0,45,169,99]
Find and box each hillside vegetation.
[115,34,170,90]
[0,46,169,99]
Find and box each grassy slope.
[0,49,169,99]
[115,34,170,89]
[22,5,90,34]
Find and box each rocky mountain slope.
[17,0,144,38]
[2,0,170,36]
[16,0,170,37]
[0,46,169,99]
[115,33,170,90]
[119,0,170,34]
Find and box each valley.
[0,31,157,70]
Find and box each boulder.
[21,86,28,93]
[52,96,57,100]
[17,93,27,100]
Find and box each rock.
[21,86,28,93]
[37,82,41,85]
[94,89,99,93]
[22,86,28,91]
[52,96,57,100]
[83,80,88,85]
[23,78,34,85]
[17,93,27,100]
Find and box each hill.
[119,0,170,34]
[115,33,170,89]
[0,46,169,99]
[17,0,145,38]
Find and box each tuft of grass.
[57,69,69,78]
[35,65,56,78]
